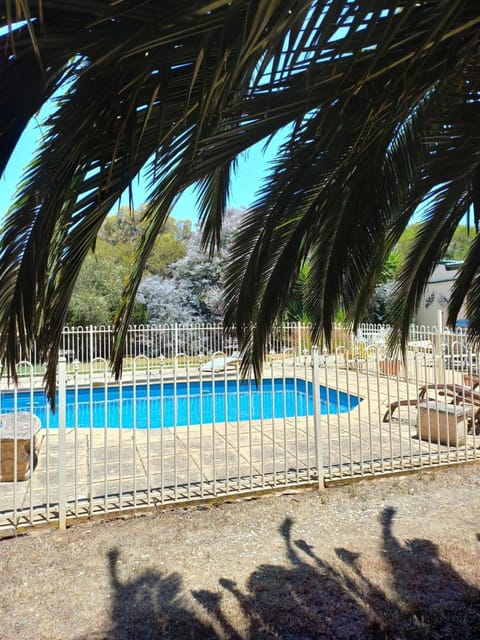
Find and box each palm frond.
[2,1,480,400]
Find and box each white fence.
[1,322,479,536]
[59,323,312,366]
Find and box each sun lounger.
[201,353,241,373]
[383,384,464,423]
[463,372,479,390]
[383,383,480,444]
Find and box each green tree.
[66,242,149,326]
[99,208,142,245]
[145,231,188,277]
[285,263,314,324]
[2,3,480,400]
[394,223,474,275]
[395,224,421,269]
[67,251,124,326]
[379,251,401,284]
[99,208,190,277]
[66,209,189,325]
[443,225,475,261]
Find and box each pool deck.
[1,361,478,533]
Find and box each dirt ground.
[0,464,479,640]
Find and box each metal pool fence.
[1,322,479,536]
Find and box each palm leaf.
[1,1,480,400]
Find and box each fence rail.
[1,322,479,535]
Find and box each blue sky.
[0,111,283,224]
[1,114,432,229]
[0,19,281,223]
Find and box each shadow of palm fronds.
[81,510,480,639]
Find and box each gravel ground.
[1,464,479,639]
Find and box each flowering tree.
[138,208,244,324]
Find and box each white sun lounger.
[201,353,241,373]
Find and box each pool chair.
[201,352,241,373]
[383,384,480,445]
[463,371,479,390]
[383,381,480,423]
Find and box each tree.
[285,263,314,324]
[65,210,190,326]
[136,279,197,325]
[443,226,475,262]
[1,3,480,400]
[67,249,125,327]
[396,224,474,268]
[138,208,244,324]
[66,240,149,326]
[99,208,191,277]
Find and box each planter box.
[379,360,400,375]
[0,413,41,482]
[416,401,467,446]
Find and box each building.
[415,260,468,328]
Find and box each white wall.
[415,261,467,328]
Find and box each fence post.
[89,324,94,361]
[296,321,302,360]
[436,310,445,384]
[311,347,325,490]
[58,355,67,530]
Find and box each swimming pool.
[0,378,361,428]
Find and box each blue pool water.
[0,378,361,429]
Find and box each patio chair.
[383,380,480,422]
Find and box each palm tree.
[1,1,480,400]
